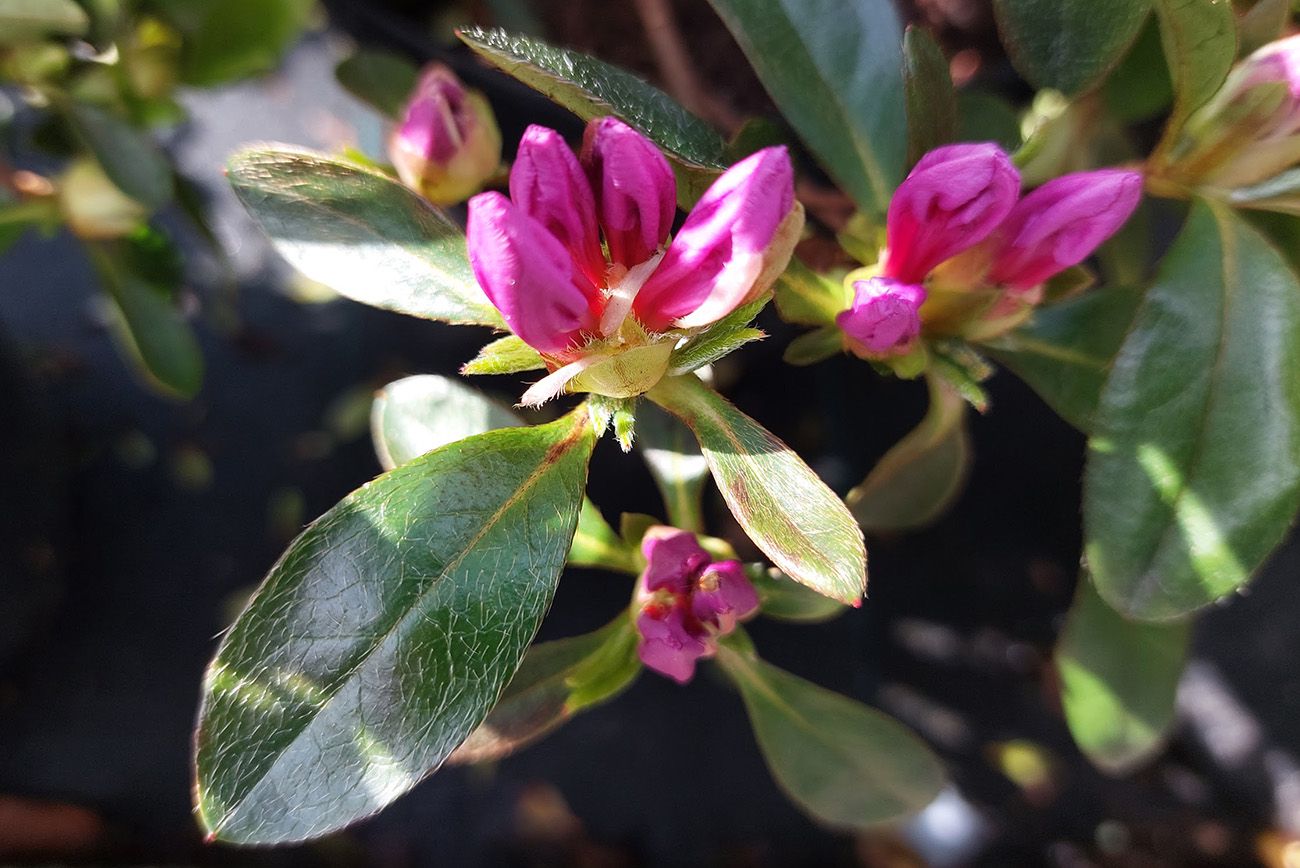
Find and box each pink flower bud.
[636,604,711,684]
[581,117,677,269]
[883,143,1020,283]
[641,528,712,592]
[389,64,501,206]
[466,191,600,356]
[691,560,759,634]
[634,146,796,331]
[836,278,926,356]
[987,170,1142,290]
[510,125,607,287]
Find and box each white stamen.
[518,355,604,408]
[599,250,666,337]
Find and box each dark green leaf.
[718,647,945,829]
[1153,0,1237,145]
[0,0,88,44]
[194,409,596,844]
[984,287,1143,433]
[169,0,314,85]
[461,335,546,376]
[992,0,1152,96]
[784,326,844,366]
[774,257,848,328]
[637,402,710,532]
[371,374,520,470]
[705,0,906,216]
[747,566,846,624]
[66,102,173,209]
[335,49,419,119]
[848,375,970,531]
[457,27,726,208]
[450,617,640,764]
[955,89,1023,152]
[1103,16,1175,123]
[1056,577,1189,773]
[903,26,956,168]
[227,148,503,327]
[648,374,866,604]
[1084,201,1300,619]
[1240,0,1291,56]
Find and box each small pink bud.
[466,191,600,356]
[634,146,796,331]
[581,117,677,269]
[836,278,926,356]
[389,64,501,206]
[987,170,1142,290]
[636,604,712,684]
[641,527,712,593]
[691,561,759,634]
[510,125,607,287]
[883,143,1020,283]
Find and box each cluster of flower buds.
[1168,34,1300,191]
[836,143,1142,360]
[633,527,759,683]
[389,64,502,206]
[466,117,801,406]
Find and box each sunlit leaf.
[371,375,520,470]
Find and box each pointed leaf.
[648,374,866,604]
[903,26,956,168]
[992,0,1152,97]
[1084,201,1300,619]
[718,647,945,829]
[984,286,1143,433]
[637,402,710,532]
[371,375,520,470]
[194,409,596,844]
[66,102,173,209]
[667,297,769,376]
[461,334,546,375]
[1056,577,1189,774]
[747,566,846,624]
[1153,0,1237,147]
[568,498,638,573]
[705,0,905,216]
[335,49,420,119]
[449,617,640,765]
[227,148,503,327]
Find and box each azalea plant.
[194,0,1300,846]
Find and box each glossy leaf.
[1084,201,1300,619]
[457,27,726,207]
[1056,577,1190,774]
[0,0,88,43]
[984,287,1143,433]
[903,26,956,169]
[993,0,1152,96]
[65,102,173,209]
[228,148,502,327]
[718,647,945,829]
[747,566,846,624]
[1153,0,1237,145]
[450,618,640,764]
[848,375,969,531]
[371,375,520,470]
[705,0,906,216]
[194,409,596,844]
[637,402,710,532]
[647,374,866,604]
[336,49,419,119]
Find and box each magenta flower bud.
[883,143,1021,283]
[636,604,711,685]
[466,191,600,356]
[836,278,926,357]
[510,125,607,287]
[987,170,1143,290]
[634,146,796,332]
[641,529,712,593]
[691,561,759,634]
[581,117,677,269]
[389,64,501,206]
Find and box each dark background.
[2,1,1299,865]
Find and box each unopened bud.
[837,277,926,358]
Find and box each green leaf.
[227,148,503,327]
[992,0,1152,96]
[784,326,844,366]
[903,26,956,168]
[568,498,638,573]
[457,27,726,208]
[461,335,546,376]
[194,409,596,844]
[848,375,969,531]
[0,0,87,43]
[955,89,1023,152]
[718,647,945,829]
[747,566,846,624]
[450,617,640,765]
[984,286,1143,433]
[667,296,768,376]
[65,102,173,209]
[88,240,204,399]
[637,402,710,532]
[335,49,420,120]
[168,0,314,86]
[1056,577,1189,774]
[1103,16,1174,123]
[1153,0,1237,146]
[1084,201,1300,619]
[371,374,520,470]
[1240,0,1291,56]
[647,374,866,605]
[774,257,849,327]
[705,0,906,216]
